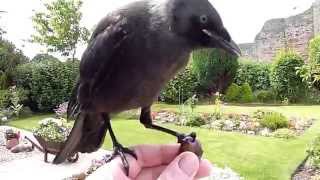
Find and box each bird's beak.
[202,29,241,57]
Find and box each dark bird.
[53,0,241,173]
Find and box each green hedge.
[234,60,271,91]
[160,67,198,104]
[14,60,79,112]
[191,48,239,95]
[270,50,307,102]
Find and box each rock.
[259,128,271,137]
[223,120,235,131]
[11,141,33,153]
[210,166,243,180]
[239,121,248,131]
[211,120,224,130]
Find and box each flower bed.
[154,110,316,139]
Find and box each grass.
[7,104,320,180]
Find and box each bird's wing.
[53,15,132,164]
[80,15,131,95]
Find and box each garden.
[1,0,320,179]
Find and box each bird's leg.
[140,106,203,157]
[102,114,137,175]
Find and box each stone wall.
[240,0,320,62]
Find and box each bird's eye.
[199,15,208,24]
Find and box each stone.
[259,128,271,137]
[223,120,235,131]
[239,1,320,62]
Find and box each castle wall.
[239,1,320,61]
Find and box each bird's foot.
[104,143,137,176]
[178,132,203,158]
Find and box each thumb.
[158,152,199,180]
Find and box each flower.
[33,117,71,143]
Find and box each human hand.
[87,144,212,180]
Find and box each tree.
[31,0,90,61]
[191,48,239,95]
[270,50,307,102]
[0,38,28,89]
[31,53,59,63]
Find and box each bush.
[185,114,206,127]
[191,48,239,95]
[272,128,296,139]
[309,35,320,64]
[0,89,10,108]
[255,90,276,103]
[260,112,289,130]
[160,67,198,104]
[239,83,254,103]
[234,60,271,91]
[224,83,240,102]
[270,50,307,102]
[14,60,79,112]
[307,135,320,168]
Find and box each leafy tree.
[31,0,90,60]
[191,49,239,95]
[297,35,320,90]
[0,38,28,89]
[271,50,307,102]
[31,53,59,63]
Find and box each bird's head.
[168,0,241,56]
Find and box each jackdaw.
[53,0,241,173]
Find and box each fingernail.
[178,152,199,177]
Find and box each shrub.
[185,114,206,127]
[0,89,10,108]
[270,50,307,102]
[160,67,198,104]
[234,60,271,91]
[191,48,239,95]
[224,83,240,102]
[297,35,320,91]
[255,90,276,103]
[309,35,320,64]
[239,83,254,103]
[272,128,296,139]
[307,135,320,168]
[260,112,289,130]
[14,60,79,112]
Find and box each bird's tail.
[53,82,109,164]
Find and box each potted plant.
[32,118,78,162]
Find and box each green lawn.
[7,104,320,180]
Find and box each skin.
[87,144,212,180]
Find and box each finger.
[195,159,213,179]
[86,157,130,180]
[133,144,180,168]
[135,165,166,180]
[158,152,200,180]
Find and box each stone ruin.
[239,0,320,62]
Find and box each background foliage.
[191,48,239,95]
[270,50,307,103]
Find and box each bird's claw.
[178,132,203,158]
[104,144,137,176]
